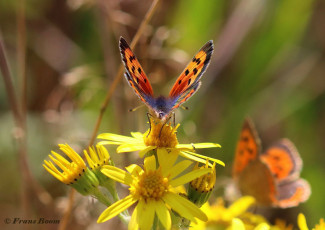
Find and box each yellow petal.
[144,155,156,171]
[137,199,155,230]
[97,195,136,223]
[231,218,245,230]
[177,143,221,149]
[131,132,143,140]
[154,200,171,230]
[170,168,212,187]
[157,148,178,175]
[254,223,270,230]
[117,143,146,153]
[129,203,139,230]
[126,164,142,175]
[168,160,193,179]
[228,196,256,217]
[181,151,225,166]
[139,146,156,157]
[298,213,309,230]
[163,192,207,222]
[101,165,133,185]
[98,133,139,143]
[97,141,124,145]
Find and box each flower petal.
[170,168,211,187]
[97,195,137,223]
[137,199,155,230]
[255,222,270,230]
[298,213,309,230]
[98,133,140,143]
[129,203,139,230]
[131,132,143,140]
[177,143,221,149]
[181,151,225,166]
[97,141,124,146]
[168,160,193,179]
[117,143,146,153]
[231,218,245,230]
[139,146,156,158]
[144,155,156,171]
[101,165,133,185]
[157,148,178,175]
[228,196,255,217]
[126,164,142,175]
[163,192,207,222]
[154,200,171,230]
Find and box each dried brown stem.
[59,1,161,229]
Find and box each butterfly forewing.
[169,40,214,99]
[233,118,261,177]
[119,37,154,98]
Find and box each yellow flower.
[298,213,325,230]
[188,160,216,207]
[97,121,224,166]
[43,144,99,195]
[97,150,212,230]
[190,196,263,230]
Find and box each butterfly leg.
[159,116,172,138]
[146,113,153,137]
[191,143,196,151]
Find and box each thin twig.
[59,1,161,229]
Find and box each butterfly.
[119,37,213,121]
[232,118,311,208]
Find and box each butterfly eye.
[158,112,164,119]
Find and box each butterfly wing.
[260,139,303,182]
[168,40,214,110]
[275,179,311,208]
[119,37,154,106]
[233,118,262,178]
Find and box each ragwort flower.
[97,119,224,166]
[97,150,212,230]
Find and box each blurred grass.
[1,0,325,229]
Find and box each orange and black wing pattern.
[169,40,213,109]
[261,139,302,182]
[119,37,154,105]
[233,118,261,178]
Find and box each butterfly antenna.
[180,105,189,110]
[129,104,145,112]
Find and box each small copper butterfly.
[232,118,311,208]
[119,37,213,121]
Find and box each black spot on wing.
[188,78,191,85]
[193,68,198,75]
[131,66,135,73]
[178,80,182,85]
[138,67,142,74]
[185,69,189,76]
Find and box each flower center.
[131,168,169,201]
[143,119,179,148]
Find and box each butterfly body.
[233,118,311,208]
[119,37,213,121]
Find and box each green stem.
[92,188,130,224]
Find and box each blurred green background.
[1,0,324,229]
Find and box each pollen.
[130,168,169,201]
[143,120,179,148]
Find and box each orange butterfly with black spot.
[233,118,311,208]
[119,37,213,121]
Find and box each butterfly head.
[150,96,175,121]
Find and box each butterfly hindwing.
[276,179,311,208]
[169,40,213,109]
[260,139,303,182]
[233,118,261,177]
[119,37,154,104]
